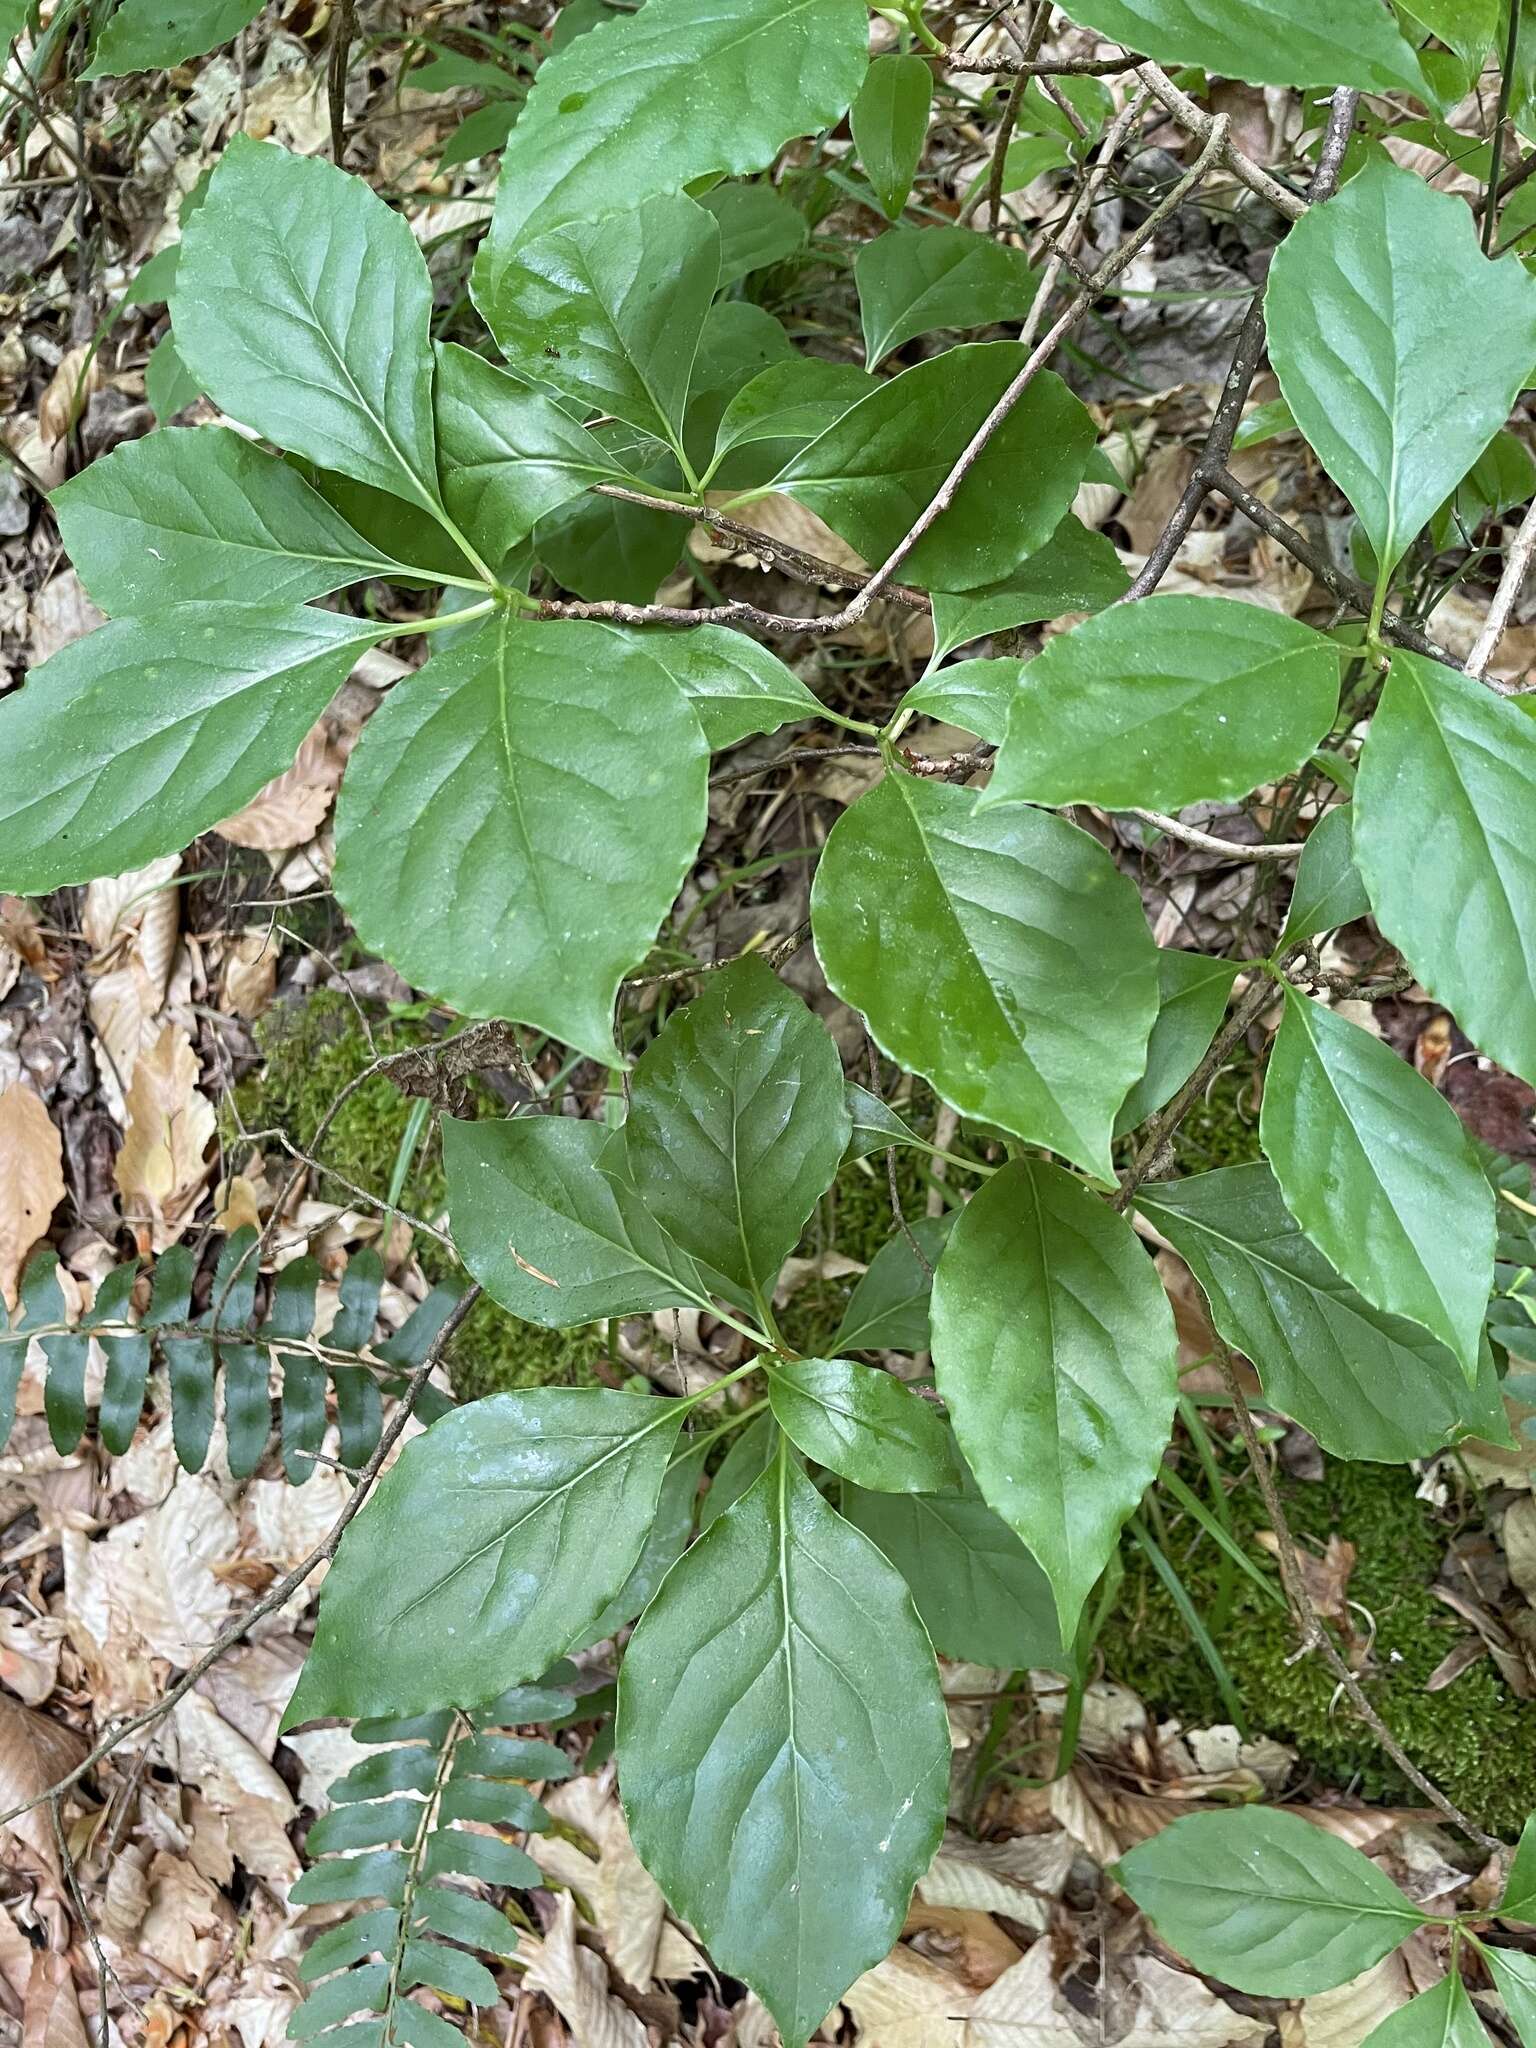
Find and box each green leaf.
[0,606,380,894]
[477,193,721,448]
[411,1887,518,1958]
[1138,1163,1506,1461]
[286,1388,686,1722]
[1266,156,1536,578]
[434,344,619,559]
[443,1114,711,1326]
[84,0,263,75]
[850,53,931,220]
[768,1358,959,1492]
[1280,803,1370,947]
[1486,1948,1536,2048]
[831,1217,950,1354]
[1501,1814,1536,1921]
[146,330,201,422]
[1360,1973,1493,2046]
[980,596,1340,813]
[576,1446,698,1646]
[1355,651,1536,1093]
[844,1083,921,1162]
[621,957,850,1302]
[700,183,809,287]
[896,658,1018,744]
[1116,1810,1426,1996]
[333,614,708,1060]
[589,622,822,748]
[856,224,1041,366]
[700,1412,778,1528]
[926,518,1129,662]
[174,139,441,514]
[619,1449,949,2048]
[774,343,1096,592]
[537,479,684,602]
[1259,989,1495,1380]
[840,1469,1068,1671]
[472,0,868,283]
[1114,950,1241,1138]
[1402,0,1499,66]
[712,358,875,464]
[52,427,403,614]
[1053,0,1425,92]
[931,1158,1178,1640]
[811,769,1159,1180]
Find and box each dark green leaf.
[165,1339,216,1474]
[1487,1948,1536,2048]
[298,1909,400,1981]
[287,1963,389,2037]
[831,1217,950,1354]
[590,621,822,748]
[285,1389,686,1721]
[421,1830,542,1890]
[1280,803,1370,947]
[1114,950,1241,1138]
[536,481,684,602]
[400,1938,498,2005]
[85,0,263,76]
[1114,1808,1426,1996]
[222,1344,270,1478]
[932,1158,1178,1639]
[290,1851,411,1907]
[99,1333,151,1456]
[768,1357,959,1492]
[844,1082,921,1162]
[0,606,379,893]
[1501,1814,1536,1921]
[850,53,931,220]
[711,357,875,464]
[857,225,1041,366]
[896,658,1018,744]
[306,1799,424,1858]
[146,330,201,422]
[699,1412,778,1529]
[700,183,809,286]
[411,1887,518,1958]
[333,614,708,1060]
[1054,0,1425,92]
[1260,990,1495,1379]
[812,769,1159,1180]
[619,1450,949,2047]
[576,1447,698,1646]
[927,517,1129,661]
[41,1336,87,1457]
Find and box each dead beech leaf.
[0,1085,65,1309]
[114,1023,217,1250]
[27,570,104,665]
[1112,1956,1268,2045]
[1297,1952,1414,2045]
[0,1609,64,1707]
[21,1950,88,2048]
[0,1695,89,1894]
[221,927,279,1019]
[966,1941,1079,2046]
[37,345,100,448]
[594,1794,667,1990]
[523,1892,647,2048]
[217,722,346,853]
[843,1940,973,2047]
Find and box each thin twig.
[1466,491,1536,677]
[945,45,1139,75]
[1135,61,1309,221]
[1130,809,1305,860]
[50,1794,115,2048]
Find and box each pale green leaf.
[53,427,403,613]
[767,1357,959,1492]
[774,343,1096,592]
[931,1157,1178,1640]
[1266,157,1536,576]
[590,621,822,747]
[1114,1809,1426,1996]
[811,768,1159,1180]
[1280,803,1370,947]
[1402,0,1498,66]
[896,658,1018,743]
[477,192,721,446]
[1138,1164,1507,1461]
[926,518,1128,664]
[620,957,850,1301]
[1259,990,1495,1379]
[146,330,201,421]
[1114,949,1241,1138]
[850,53,931,220]
[286,1388,685,1722]
[1486,1948,1536,2048]
[981,595,1340,813]
[472,0,867,280]
[857,224,1040,366]
[1355,651,1536,1093]
[1361,1972,1493,2046]
[174,139,441,511]
[1054,0,1425,92]
[0,606,379,894]
[85,0,262,76]
[619,1449,949,2048]
[333,614,708,1060]
[1500,1814,1536,1921]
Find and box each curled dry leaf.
[522,1892,649,2048]
[84,854,183,1119]
[1295,1951,1414,2046]
[113,1022,217,1251]
[0,1609,64,1707]
[0,1694,89,1896]
[37,346,100,448]
[21,1950,89,2048]
[221,926,279,1019]
[0,1084,65,1310]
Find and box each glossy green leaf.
[0,606,380,894]
[411,1887,519,1959]
[1259,990,1495,1379]
[1356,651,1536,1092]
[1404,0,1498,63]
[1501,1814,1536,1921]
[812,769,1159,1180]
[897,658,1018,744]
[1280,803,1370,947]
[1359,1972,1491,2046]
[699,1412,778,1528]
[981,596,1340,813]
[774,344,1096,592]
[577,1447,698,1646]
[831,1216,950,1354]
[840,1469,1068,1671]
[844,1083,921,1162]
[1139,1163,1506,1461]
[443,1114,711,1326]
[473,0,867,278]
[590,621,822,748]
[334,614,708,1060]
[712,358,874,463]
[700,183,809,286]
[478,193,720,447]
[619,1449,949,2047]
[1487,1949,1536,2047]
[537,477,684,602]
[174,139,442,513]
[434,343,619,559]
[1054,0,1425,92]
[1115,1809,1426,1996]
[84,0,263,76]
[768,1357,958,1492]
[1113,950,1241,1138]
[621,957,850,1302]
[931,1158,1178,1639]
[52,428,403,614]
[1266,157,1536,577]
[850,53,931,220]
[857,224,1040,367]
[926,518,1129,663]
[286,1388,686,1721]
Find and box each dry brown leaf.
[0,1085,65,1310]
[906,1905,1023,1991]
[1297,1953,1414,2045]
[0,1696,88,1895]
[164,1690,300,1886]
[595,1794,667,1990]
[0,1609,63,1706]
[522,1893,648,2048]
[221,927,279,1018]
[966,1942,1080,2046]
[1504,1496,1536,1603]
[27,570,104,665]
[137,1849,234,1983]
[21,1951,88,2048]
[916,1832,1074,1930]
[37,346,100,448]
[844,1940,973,2047]
[217,723,347,853]
[114,1023,217,1250]
[1112,1957,1269,2045]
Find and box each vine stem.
[1212,1339,1501,1852]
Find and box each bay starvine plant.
[11,0,1536,2036]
